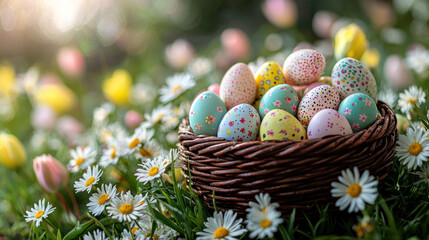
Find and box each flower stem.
[55,191,74,219]
[66,185,81,219]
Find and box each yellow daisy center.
[154,113,164,123]
[119,203,133,214]
[129,138,140,149]
[347,183,362,198]
[98,194,110,205]
[110,146,117,159]
[85,177,96,187]
[173,85,182,94]
[213,227,229,239]
[162,210,172,218]
[145,233,159,240]
[407,97,417,104]
[75,157,85,166]
[131,227,139,235]
[139,148,153,157]
[148,166,159,176]
[35,210,44,219]
[138,201,145,206]
[260,218,272,228]
[409,142,423,156]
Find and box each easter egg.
[220,63,256,109]
[331,58,377,100]
[292,85,307,99]
[217,104,260,142]
[208,83,220,95]
[307,109,352,139]
[283,49,326,86]
[298,85,341,126]
[260,109,306,141]
[189,91,227,136]
[259,84,299,118]
[254,61,287,100]
[317,76,332,85]
[396,114,410,134]
[338,93,377,132]
[303,82,328,97]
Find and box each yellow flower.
[361,48,380,69]
[334,24,368,60]
[102,69,132,106]
[0,64,16,97]
[163,168,184,184]
[0,133,27,169]
[34,84,76,114]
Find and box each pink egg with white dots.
[307,109,352,139]
[283,49,325,86]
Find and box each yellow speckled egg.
[260,109,306,141]
[255,61,286,100]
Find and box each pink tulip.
[165,39,196,70]
[31,105,57,131]
[262,0,298,28]
[125,110,143,129]
[208,84,220,95]
[57,47,85,78]
[33,154,69,192]
[384,55,413,90]
[221,28,251,61]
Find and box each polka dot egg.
[254,61,287,100]
[259,84,299,118]
[220,63,256,109]
[338,93,377,132]
[283,49,326,86]
[331,58,377,101]
[307,109,352,139]
[298,85,341,126]
[217,104,260,142]
[260,109,306,141]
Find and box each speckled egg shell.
[307,109,352,139]
[189,91,227,136]
[283,49,326,86]
[331,58,377,101]
[259,84,299,118]
[217,104,260,142]
[338,93,377,132]
[255,61,287,100]
[303,82,328,97]
[220,63,256,109]
[260,109,306,141]
[298,85,341,126]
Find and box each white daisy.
[396,126,429,170]
[331,167,378,213]
[413,164,429,185]
[196,210,247,240]
[92,103,114,126]
[159,73,195,103]
[121,229,134,240]
[246,207,283,239]
[378,88,397,108]
[126,126,154,154]
[99,138,128,167]
[247,193,280,214]
[135,139,164,160]
[107,191,145,222]
[87,184,118,216]
[24,199,56,227]
[397,86,426,114]
[144,105,174,126]
[74,165,103,193]
[187,57,213,77]
[68,146,97,172]
[135,224,179,240]
[99,123,127,144]
[83,229,107,240]
[135,156,170,185]
[406,48,429,75]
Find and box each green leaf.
[147,205,184,235]
[57,229,61,240]
[38,232,46,240]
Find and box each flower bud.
[384,55,413,90]
[361,48,380,69]
[102,69,132,106]
[334,24,368,60]
[34,83,77,114]
[165,39,196,70]
[57,47,85,78]
[0,133,26,169]
[396,114,410,134]
[262,0,298,28]
[221,28,251,61]
[31,105,57,131]
[125,110,143,129]
[33,154,69,192]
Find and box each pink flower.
[343,108,352,115]
[57,47,85,78]
[33,154,69,192]
[352,123,360,129]
[190,111,196,116]
[270,112,276,117]
[280,129,287,135]
[273,100,282,106]
[363,98,372,106]
[291,105,297,112]
[264,109,269,115]
[217,106,223,112]
[248,130,253,137]
[267,130,274,136]
[209,115,216,122]
[229,121,234,127]
[240,118,245,123]
[260,103,265,108]
[359,114,367,122]
[165,39,196,70]
[196,124,201,130]
[125,110,143,129]
[284,97,291,104]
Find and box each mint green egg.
[338,93,377,132]
[259,84,299,118]
[189,91,227,136]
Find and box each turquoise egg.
[258,84,299,118]
[338,93,377,132]
[189,91,227,136]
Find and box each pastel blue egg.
[189,91,227,136]
[338,93,377,132]
[217,104,260,142]
[259,84,299,118]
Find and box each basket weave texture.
[178,101,398,217]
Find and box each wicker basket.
[178,101,397,217]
